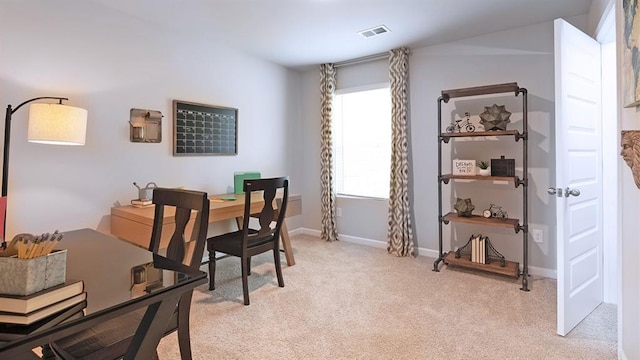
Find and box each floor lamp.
[1,97,87,248]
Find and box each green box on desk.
[234,171,261,194]
[0,250,67,296]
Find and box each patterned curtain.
[387,47,414,257]
[320,64,338,242]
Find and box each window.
[333,84,391,199]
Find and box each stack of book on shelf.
[0,280,86,336]
[470,235,487,264]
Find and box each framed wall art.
[624,0,640,107]
[173,100,238,156]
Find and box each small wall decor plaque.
[452,159,476,175]
[130,109,162,143]
[173,100,238,156]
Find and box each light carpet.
[157,234,617,359]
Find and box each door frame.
[596,4,618,306]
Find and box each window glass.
[333,85,391,199]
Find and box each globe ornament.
[479,104,511,131]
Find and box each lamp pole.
[1,97,67,246]
[3,97,67,196]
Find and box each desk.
[0,228,207,359]
[111,193,301,266]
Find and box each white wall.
[618,79,640,360]
[0,0,303,238]
[301,18,587,272]
[590,0,616,36]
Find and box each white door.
[553,18,603,336]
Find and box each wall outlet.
[532,229,543,243]
[336,207,342,217]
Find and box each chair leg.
[208,249,216,291]
[241,256,250,305]
[41,345,56,359]
[177,293,193,360]
[247,256,251,275]
[273,247,284,288]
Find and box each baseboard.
[298,228,387,249]
[619,349,628,360]
[288,227,307,236]
[298,228,320,237]
[527,265,556,279]
[295,227,555,278]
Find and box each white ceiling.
[88,0,593,71]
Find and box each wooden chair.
[207,177,289,305]
[48,188,210,360]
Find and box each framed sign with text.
[452,159,476,175]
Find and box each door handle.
[564,187,580,197]
[548,187,580,197]
[547,187,562,197]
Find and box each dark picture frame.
[173,100,238,156]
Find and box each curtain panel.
[387,47,415,257]
[319,63,339,242]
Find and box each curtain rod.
[334,52,389,68]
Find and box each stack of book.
[470,235,487,264]
[0,280,86,336]
[131,199,153,208]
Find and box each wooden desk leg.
[280,220,295,266]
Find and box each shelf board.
[441,130,520,138]
[442,174,517,183]
[441,82,520,101]
[442,212,519,229]
[444,251,519,278]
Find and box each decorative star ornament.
[479,104,511,131]
[454,198,475,217]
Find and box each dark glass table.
[0,228,207,359]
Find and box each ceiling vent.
[357,25,390,38]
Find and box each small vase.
[478,168,491,176]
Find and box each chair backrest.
[150,188,210,269]
[48,189,209,360]
[241,177,289,248]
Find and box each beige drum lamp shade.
[27,103,87,145]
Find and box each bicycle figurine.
[446,112,476,133]
[483,204,508,220]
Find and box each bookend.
[455,234,506,267]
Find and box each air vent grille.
[357,25,390,38]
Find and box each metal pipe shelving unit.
[431,82,529,291]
